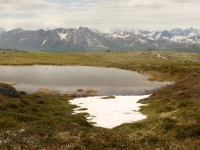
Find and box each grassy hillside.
[0,49,200,149]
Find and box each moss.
[175,124,200,139]
[0,82,10,88]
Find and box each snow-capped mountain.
[108,31,155,47]
[108,27,150,36]
[145,27,200,45]
[109,27,200,45]
[0,27,117,52]
[0,27,199,52]
[107,27,200,51]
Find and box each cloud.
[0,0,62,14]
[0,0,199,31]
[119,0,165,8]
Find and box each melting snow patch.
[97,45,109,49]
[41,40,46,46]
[139,38,148,44]
[57,32,68,40]
[19,38,28,42]
[69,95,150,129]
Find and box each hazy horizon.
[1,26,199,33]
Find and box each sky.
[0,0,199,32]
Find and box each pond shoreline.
[0,65,172,96]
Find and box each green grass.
[0,92,138,149]
[1,49,199,81]
[0,49,200,149]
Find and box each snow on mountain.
[108,27,200,44]
[54,27,111,48]
[0,27,199,52]
[107,27,200,50]
[108,27,151,36]
[0,27,116,52]
[141,28,200,45]
[9,28,25,34]
[109,31,131,39]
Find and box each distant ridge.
[0,27,199,53]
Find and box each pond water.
[0,65,171,95]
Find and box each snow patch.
[57,32,68,40]
[139,38,147,44]
[69,95,150,129]
[149,37,155,41]
[19,38,28,42]
[111,33,131,39]
[155,32,162,39]
[82,32,94,47]
[170,35,200,44]
[97,45,109,49]
[129,42,134,46]
[41,40,46,46]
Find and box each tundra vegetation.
[0,49,200,149]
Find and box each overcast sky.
[0,0,199,32]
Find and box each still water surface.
[0,65,171,95]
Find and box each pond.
[0,65,172,128]
[0,65,171,95]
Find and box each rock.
[0,83,20,98]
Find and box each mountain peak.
[170,28,184,35]
[184,27,199,35]
[9,28,24,33]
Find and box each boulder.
[0,83,20,98]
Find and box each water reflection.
[0,65,171,95]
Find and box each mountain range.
[0,27,199,53]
